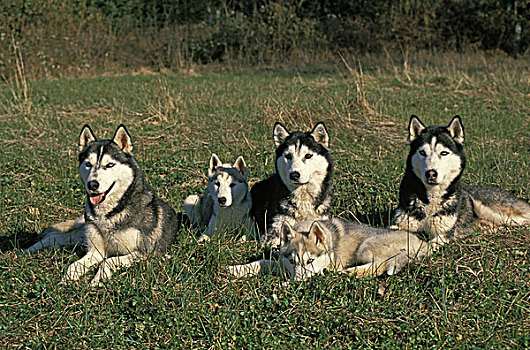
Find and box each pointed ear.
[308,222,326,248]
[79,124,96,152]
[112,125,133,154]
[409,115,426,142]
[281,222,296,244]
[209,153,222,177]
[233,156,248,178]
[447,115,464,144]
[310,122,329,148]
[273,122,290,148]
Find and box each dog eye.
[440,151,450,156]
[419,150,427,156]
[284,153,292,160]
[306,258,314,265]
[215,181,220,187]
[85,162,92,168]
[304,153,313,159]
[105,163,115,168]
[229,183,236,188]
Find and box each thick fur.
[228,218,436,281]
[25,125,178,286]
[393,115,530,242]
[184,154,253,241]
[250,122,334,248]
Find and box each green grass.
[0,52,529,348]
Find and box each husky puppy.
[393,115,530,242]
[26,125,178,286]
[184,154,253,242]
[251,122,334,248]
[228,218,435,281]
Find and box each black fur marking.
[251,125,334,239]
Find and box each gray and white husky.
[25,125,178,286]
[251,122,334,248]
[393,115,530,243]
[184,154,253,242]
[229,218,436,281]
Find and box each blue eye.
[85,162,92,168]
[306,258,314,265]
[304,153,313,159]
[106,163,115,168]
[285,153,292,160]
[440,151,449,156]
[419,150,427,156]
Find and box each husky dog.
[393,115,530,243]
[228,218,435,281]
[184,154,253,242]
[251,122,334,248]
[26,125,178,286]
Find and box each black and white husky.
[25,125,178,286]
[251,122,334,247]
[393,115,530,243]
[184,154,253,242]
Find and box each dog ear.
[310,122,329,148]
[79,124,97,152]
[209,153,222,177]
[409,115,426,142]
[273,122,290,148]
[281,222,296,243]
[308,222,326,248]
[112,125,133,154]
[447,115,464,144]
[233,156,248,178]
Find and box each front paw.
[63,262,86,282]
[198,234,211,243]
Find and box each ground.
[0,52,528,348]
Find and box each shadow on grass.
[1,212,192,254]
[0,230,39,252]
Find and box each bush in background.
[0,0,527,79]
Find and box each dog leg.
[63,250,105,282]
[24,216,85,253]
[184,195,202,225]
[343,261,388,277]
[90,253,142,287]
[228,259,288,278]
[198,215,217,242]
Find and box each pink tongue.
[89,193,105,205]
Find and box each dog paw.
[197,234,210,243]
[227,265,247,278]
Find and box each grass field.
[0,52,528,348]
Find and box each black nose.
[425,170,438,180]
[289,172,300,181]
[87,180,99,191]
[218,197,227,205]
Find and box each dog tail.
[466,185,530,227]
[183,195,202,225]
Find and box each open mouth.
[88,182,115,205]
[425,179,439,186]
[291,180,309,186]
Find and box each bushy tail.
[183,195,202,225]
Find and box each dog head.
[207,154,249,208]
[78,124,135,207]
[279,221,333,281]
[273,122,332,192]
[408,115,466,188]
